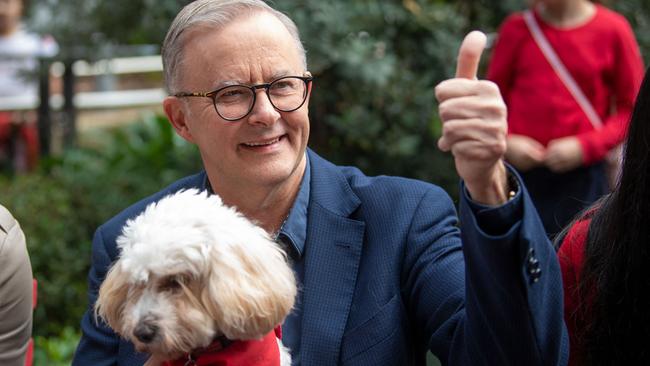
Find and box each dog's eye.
[159,276,184,292]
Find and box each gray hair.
[162,0,307,93]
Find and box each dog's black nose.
[134,323,158,343]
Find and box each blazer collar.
[300,149,365,365]
[307,149,361,217]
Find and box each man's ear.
[163,96,195,143]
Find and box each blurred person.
[72,1,568,365]
[0,0,57,172]
[487,0,644,238]
[0,204,33,366]
[558,66,650,365]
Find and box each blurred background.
[1,0,648,364]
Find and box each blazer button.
[530,267,542,283]
[526,248,541,283]
[526,248,536,262]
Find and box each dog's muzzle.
[134,321,159,343]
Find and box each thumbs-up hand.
[435,31,509,205]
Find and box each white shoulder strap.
[523,10,603,129]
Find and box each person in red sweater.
[557,66,650,365]
[487,0,644,237]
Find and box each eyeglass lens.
[214,77,307,120]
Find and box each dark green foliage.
[33,326,79,366]
[2,173,88,337]
[0,115,202,339]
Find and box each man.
[73,0,568,365]
[0,204,33,366]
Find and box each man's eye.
[272,81,292,89]
[216,87,250,103]
[222,90,246,97]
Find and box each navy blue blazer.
[73,149,568,365]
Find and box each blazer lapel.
[300,151,365,365]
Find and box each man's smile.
[241,135,285,148]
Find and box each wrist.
[465,162,516,206]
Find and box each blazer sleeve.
[72,228,122,366]
[0,209,33,366]
[404,170,568,365]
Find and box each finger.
[438,118,506,153]
[544,154,562,172]
[435,78,499,102]
[516,136,547,157]
[435,79,480,102]
[438,94,505,121]
[529,140,546,155]
[438,136,451,152]
[455,31,488,79]
[529,147,547,161]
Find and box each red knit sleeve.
[576,14,645,164]
[558,218,590,366]
[487,14,524,106]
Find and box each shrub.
[33,327,80,366]
[1,114,201,339]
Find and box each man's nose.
[247,89,281,126]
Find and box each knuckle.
[438,102,452,121]
[480,80,500,93]
[497,101,508,117]
[485,104,503,117]
[434,85,444,101]
[441,121,454,137]
[495,140,507,156]
[438,137,450,151]
[490,131,508,154]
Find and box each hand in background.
[505,134,546,172]
[544,136,583,173]
[435,31,509,205]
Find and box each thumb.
[455,30,487,79]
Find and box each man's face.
[166,12,311,194]
[0,0,23,35]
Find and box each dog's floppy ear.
[95,262,130,333]
[201,235,296,340]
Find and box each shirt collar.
[201,172,211,192]
[277,154,310,259]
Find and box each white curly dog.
[94,189,296,366]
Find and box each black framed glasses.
[174,73,313,121]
